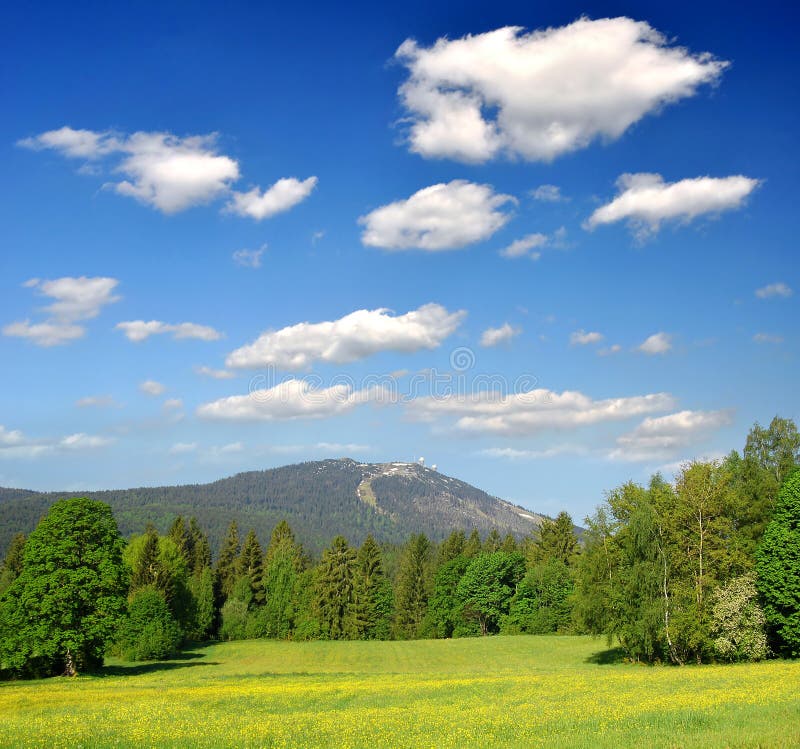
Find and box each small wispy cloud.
[755,282,792,299]
[530,185,567,202]
[753,332,783,344]
[638,332,672,355]
[570,329,604,346]
[480,323,521,347]
[232,245,266,268]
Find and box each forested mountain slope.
[0,459,545,556]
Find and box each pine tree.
[437,530,465,565]
[483,528,502,553]
[315,536,357,639]
[531,512,578,566]
[501,533,518,554]
[259,521,304,638]
[167,515,190,562]
[352,535,393,639]
[463,529,482,558]
[216,521,241,600]
[131,525,162,591]
[188,517,212,574]
[394,533,431,639]
[266,520,298,562]
[237,529,264,603]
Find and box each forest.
[0,416,798,678]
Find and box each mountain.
[0,458,547,557]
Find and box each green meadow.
[1,635,798,748]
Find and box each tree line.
[0,416,798,678]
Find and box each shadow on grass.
[99,652,219,677]
[585,647,627,665]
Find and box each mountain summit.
[0,458,546,556]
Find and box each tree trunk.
[63,648,77,677]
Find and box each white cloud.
[59,433,115,450]
[0,424,114,459]
[76,395,118,408]
[2,320,85,347]
[359,180,514,251]
[226,303,465,370]
[33,276,121,321]
[753,333,783,344]
[609,409,733,462]
[570,329,604,346]
[116,320,222,342]
[638,332,673,355]
[395,18,727,163]
[598,344,622,357]
[20,128,240,212]
[227,177,317,220]
[481,445,587,460]
[111,132,240,213]
[139,380,166,396]
[408,388,675,436]
[585,173,760,239]
[3,276,120,347]
[163,398,183,410]
[530,185,567,202]
[195,365,235,380]
[755,282,792,299]
[267,441,372,455]
[197,378,384,422]
[169,442,198,455]
[19,126,314,218]
[233,245,266,268]
[499,227,567,260]
[18,126,118,159]
[499,233,548,260]
[0,426,26,447]
[480,323,521,347]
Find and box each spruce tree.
[463,529,482,558]
[167,515,190,562]
[131,525,162,591]
[216,521,241,600]
[483,528,502,553]
[437,530,465,565]
[188,517,212,574]
[501,533,518,554]
[394,533,431,639]
[260,521,304,638]
[352,535,393,639]
[532,512,578,566]
[237,529,264,604]
[315,536,357,639]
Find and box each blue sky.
[0,0,796,522]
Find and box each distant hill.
[0,459,547,558]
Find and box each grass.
[1,636,798,748]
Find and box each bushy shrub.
[711,574,769,662]
[117,587,182,661]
